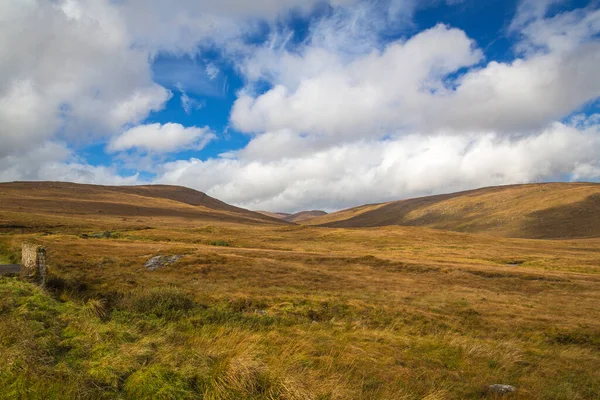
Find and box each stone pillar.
[20,243,47,287]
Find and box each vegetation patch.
[83,231,122,239]
[210,240,231,247]
[550,329,600,350]
[120,287,196,319]
[0,239,19,264]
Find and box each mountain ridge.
[256,210,328,223]
[0,181,287,228]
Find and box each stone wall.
[20,243,47,287]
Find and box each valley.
[0,182,599,399]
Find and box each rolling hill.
[305,182,600,239]
[0,181,286,230]
[1,180,600,398]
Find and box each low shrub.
[210,240,230,247]
[122,287,195,319]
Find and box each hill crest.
[0,181,286,228]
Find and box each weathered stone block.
[20,243,47,287]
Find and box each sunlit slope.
[0,181,287,229]
[308,183,600,239]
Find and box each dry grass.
[306,183,600,239]
[0,182,599,399]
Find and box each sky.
[1,0,599,213]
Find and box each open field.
[0,182,599,399]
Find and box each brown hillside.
[309,183,600,239]
[0,181,287,230]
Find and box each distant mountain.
[256,211,292,220]
[305,183,600,239]
[284,210,328,223]
[256,210,328,224]
[0,181,287,228]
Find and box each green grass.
[0,239,19,264]
[1,274,599,399]
[0,278,305,399]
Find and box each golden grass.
[0,182,599,399]
[305,183,600,239]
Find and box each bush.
[227,296,268,313]
[210,240,230,247]
[86,231,121,239]
[45,273,89,297]
[0,242,19,264]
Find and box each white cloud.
[1,0,599,213]
[233,24,484,139]
[115,0,358,54]
[515,5,600,54]
[510,0,567,32]
[0,0,171,156]
[108,123,215,153]
[0,0,356,157]
[180,92,205,115]
[572,164,600,181]
[233,4,600,138]
[176,84,205,114]
[155,118,600,212]
[206,63,220,80]
[0,140,139,185]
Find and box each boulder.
[488,384,516,395]
[144,255,184,271]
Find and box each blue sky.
[1,0,599,212]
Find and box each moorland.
[0,181,599,399]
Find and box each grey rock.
[144,255,184,271]
[488,384,516,395]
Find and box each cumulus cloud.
[155,118,600,212]
[233,5,600,138]
[168,2,600,211]
[108,123,215,153]
[0,0,323,187]
[232,24,484,138]
[0,0,355,157]
[1,0,599,212]
[0,0,171,155]
[115,0,358,54]
[510,0,567,32]
[0,141,138,185]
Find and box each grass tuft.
[122,287,195,319]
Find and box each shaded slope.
[310,183,600,239]
[0,181,286,228]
